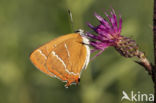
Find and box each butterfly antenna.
[67,9,74,32]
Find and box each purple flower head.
[87,9,142,60]
[87,9,123,59]
[86,9,152,75]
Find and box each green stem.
[153,0,156,102]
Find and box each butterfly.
[30,29,90,87]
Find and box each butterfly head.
[75,29,84,34]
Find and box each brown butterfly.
[30,30,90,88]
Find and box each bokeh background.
[0,0,154,103]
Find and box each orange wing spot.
[64,75,79,88]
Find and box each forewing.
[29,33,79,78]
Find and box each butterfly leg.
[64,81,72,88]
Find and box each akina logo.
[121,90,154,102]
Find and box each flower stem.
[153,0,156,102]
[135,51,152,74]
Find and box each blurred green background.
[0,0,154,103]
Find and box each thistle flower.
[87,9,152,74]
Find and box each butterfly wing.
[46,34,90,87]
[30,33,80,77]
